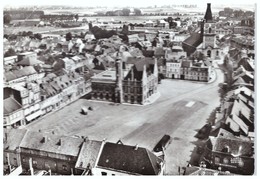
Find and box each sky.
[2,0,257,9]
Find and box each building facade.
[90,56,159,105]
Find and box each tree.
[34,33,42,40]
[4,13,11,24]
[167,17,173,23]
[152,39,157,47]
[134,8,142,16]
[75,14,79,22]
[91,26,116,39]
[88,22,93,31]
[4,48,16,57]
[66,32,72,41]
[122,8,130,16]
[26,31,33,37]
[121,24,129,35]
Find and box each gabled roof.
[97,142,163,175]
[230,99,251,123]
[75,139,102,169]
[20,131,83,157]
[231,114,249,135]
[182,33,202,48]
[4,97,22,115]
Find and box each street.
[23,65,224,175]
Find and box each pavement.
[23,68,224,175]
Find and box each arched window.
[209,27,212,33]
[216,50,219,56]
[207,50,211,57]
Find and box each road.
[23,64,224,175]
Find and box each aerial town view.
[3,0,256,176]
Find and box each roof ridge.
[145,148,157,175]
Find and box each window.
[101,172,107,176]
[223,158,229,164]
[33,160,37,166]
[62,165,68,171]
[215,156,220,163]
[112,174,115,176]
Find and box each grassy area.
[4,26,59,34]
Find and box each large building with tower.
[182,3,221,60]
[90,52,159,105]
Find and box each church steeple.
[204,3,213,23]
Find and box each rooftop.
[20,131,84,157]
[97,142,163,175]
[4,97,22,115]
[75,139,102,169]
[4,128,27,151]
[208,136,253,157]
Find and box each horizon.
[3,0,256,11]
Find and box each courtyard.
[23,68,224,175]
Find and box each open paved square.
[23,68,224,175]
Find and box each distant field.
[79,16,172,23]
[4,26,59,35]
[4,25,89,35]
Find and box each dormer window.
[222,145,230,153]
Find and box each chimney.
[57,139,62,146]
[134,144,139,150]
[41,137,46,143]
[83,137,88,142]
[239,110,242,118]
[4,132,7,143]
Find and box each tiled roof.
[97,142,163,175]
[183,33,202,47]
[230,99,251,122]
[20,131,83,157]
[75,140,102,169]
[225,116,240,133]
[231,114,249,135]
